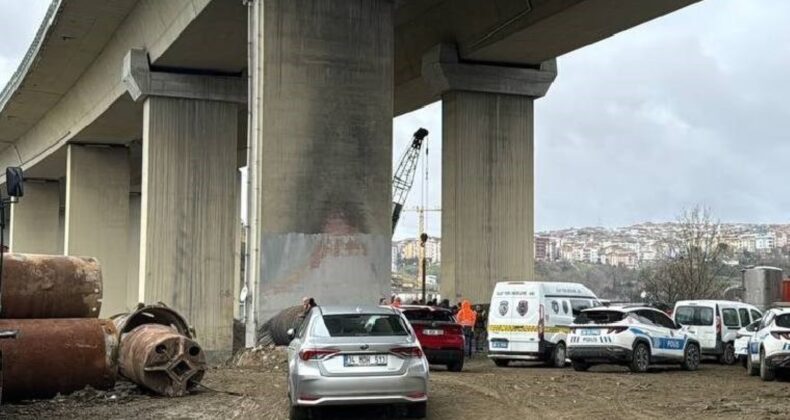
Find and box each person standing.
[456,300,477,357]
[474,305,487,352]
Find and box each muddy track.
[4,357,790,419]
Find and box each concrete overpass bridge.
[0,0,700,358]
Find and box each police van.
[487,281,599,368]
[673,300,763,364]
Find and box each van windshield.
[675,306,714,326]
[574,310,627,325]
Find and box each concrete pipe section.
[118,324,205,397]
[0,318,117,401]
[0,254,102,318]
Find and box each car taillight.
[607,327,627,334]
[771,332,790,340]
[390,346,423,358]
[447,325,464,335]
[299,348,339,361]
[538,304,545,340]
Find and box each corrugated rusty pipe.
[0,253,102,318]
[0,319,117,401]
[118,324,205,397]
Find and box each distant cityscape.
[392,222,790,272]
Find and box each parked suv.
[568,305,701,373]
[399,305,465,372]
[286,305,429,420]
[673,300,762,365]
[745,306,790,381]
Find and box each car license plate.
[580,329,600,336]
[491,340,508,349]
[344,354,388,367]
[423,329,444,336]
[582,337,598,343]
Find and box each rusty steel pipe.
[119,324,205,396]
[0,254,102,318]
[0,319,117,401]
[112,304,193,339]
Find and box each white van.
[673,300,763,365]
[487,281,599,367]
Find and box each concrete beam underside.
[140,96,237,359]
[64,145,130,317]
[250,0,393,329]
[9,181,60,254]
[442,91,535,303]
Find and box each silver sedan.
[286,305,429,419]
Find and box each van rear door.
[488,286,540,354]
[674,303,716,350]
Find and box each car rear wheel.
[682,343,700,371]
[546,342,567,368]
[629,342,650,373]
[572,360,590,372]
[406,401,427,418]
[760,348,776,381]
[719,342,736,365]
[447,358,464,372]
[746,352,759,376]
[289,405,309,420]
[493,359,510,367]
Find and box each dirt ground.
[4,354,790,420]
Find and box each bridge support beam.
[9,181,60,254]
[246,0,393,339]
[124,47,244,360]
[422,44,557,303]
[64,144,130,316]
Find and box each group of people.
[380,295,488,357]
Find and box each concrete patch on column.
[258,233,389,323]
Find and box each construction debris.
[118,323,206,397]
[0,318,117,401]
[0,254,102,319]
[232,344,288,370]
[256,305,304,346]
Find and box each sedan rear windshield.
[402,309,454,323]
[775,314,790,329]
[675,306,714,326]
[321,314,409,337]
[573,310,627,325]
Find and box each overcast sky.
[2,1,789,240]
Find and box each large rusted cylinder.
[0,253,102,318]
[0,319,117,401]
[112,304,193,339]
[119,324,206,397]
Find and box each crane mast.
[391,128,428,233]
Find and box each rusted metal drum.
[119,324,205,397]
[0,319,117,401]
[0,254,102,318]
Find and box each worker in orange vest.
[456,300,477,357]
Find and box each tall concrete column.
[9,180,60,254]
[64,144,130,316]
[123,48,245,358]
[139,97,238,359]
[421,44,557,303]
[246,0,393,332]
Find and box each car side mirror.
[6,167,23,199]
[287,328,295,340]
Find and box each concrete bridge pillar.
[246,0,393,338]
[64,144,130,316]
[422,44,557,303]
[123,48,245,359]
[9,180,60,254]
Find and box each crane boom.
[391,128,429,233]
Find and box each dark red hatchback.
[399,305,465,372]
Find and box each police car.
[745,307,790,381]
[567,305,701,373]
